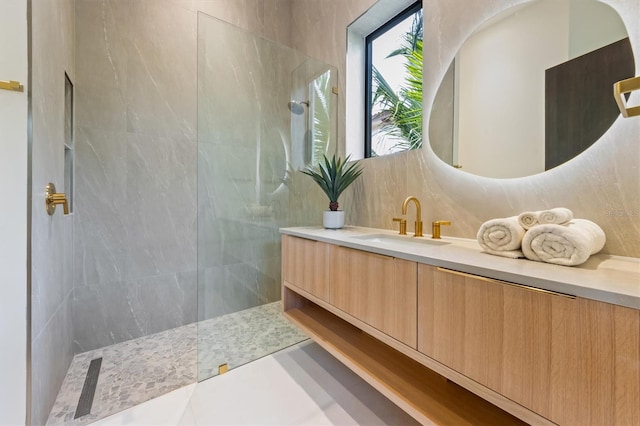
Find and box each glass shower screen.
[196,12,336,381]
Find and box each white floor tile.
[187,354,350,425]
[88,341,418,426]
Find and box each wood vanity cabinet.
[418,264,640,426]
[329,245,417,348]
[281,235,330,302]
[281,233,639,425]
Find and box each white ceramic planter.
[323,210,345,229]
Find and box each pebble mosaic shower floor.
[46,302,308,426]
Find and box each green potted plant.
[302,153,364,229]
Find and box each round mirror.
[428,0,635,178]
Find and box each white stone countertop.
[280,226,640,310]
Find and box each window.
[365,1,423,158]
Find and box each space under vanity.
[280,226,640,425]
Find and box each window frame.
[364,0,422,158]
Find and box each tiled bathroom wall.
[30,0,76,424]
[73,0,293,352]
[288,0,640,258]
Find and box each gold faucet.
[431,220,451,239]
[402,196,423,237]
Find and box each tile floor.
[47,302,308,426]
[87,340,420,425]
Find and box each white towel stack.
[477,208,606,266]
[476,216,525,259]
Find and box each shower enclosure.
[44,5,337,424]
[196,13,337,380]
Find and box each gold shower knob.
[45,183,69,215]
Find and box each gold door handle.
[45,183,69,215]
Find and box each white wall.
[0,0,29,424]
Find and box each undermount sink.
[352,233,450,246]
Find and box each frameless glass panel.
[289,60,337,170]
[196,12,335,381]
[308,69,334,167]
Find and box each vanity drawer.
[418,264,640,425]
[281,235,331,302]
[330,245,417,348]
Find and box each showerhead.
[288,100,309,115]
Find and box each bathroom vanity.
[280,226,640,425]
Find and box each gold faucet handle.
[431,220,451,239]
[392,217,407,235]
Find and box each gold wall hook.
[0,80,24,92]
[45,183,69,215]
[613,76,640,118]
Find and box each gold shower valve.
[45,183,69,215]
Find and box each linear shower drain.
[74,357,102,419]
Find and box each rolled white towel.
[518,207,574,229]
[521,219,605,266]
[518,211,539,230]
[538,207,574,225]
[477,216,526,259]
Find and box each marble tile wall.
[73,0,294,352]
[288,0,640,258]
[30,0,76,424]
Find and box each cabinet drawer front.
[330,245,417,348]
[281,235,330,301]
[418,264,640,425]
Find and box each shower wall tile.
[263,0,292,45]
[31,296,74,426]
[75,83,128,132]
[74,127,128,286]
[31,213,70,338]
[198,262,276,321]
[73,271,197,353]
[196,0,264,35]
[197,142,257,222]
[195,0,293,46]
[75,0,128,89]
[124,132,197,279]
[126,0,197,139]
[31,0,76,423]
[256,255,283,303]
